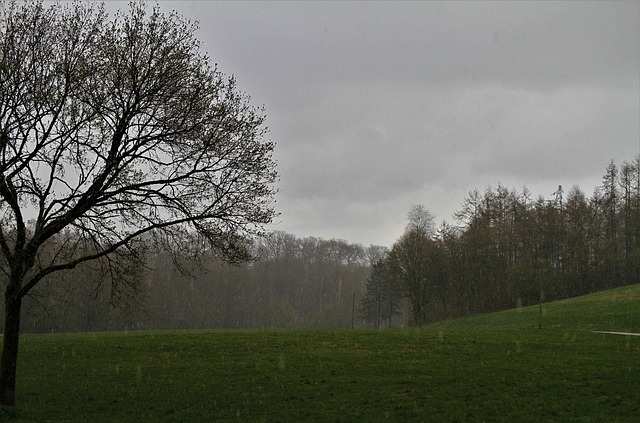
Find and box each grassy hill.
[435,283,640,333]
[5,285,639,422]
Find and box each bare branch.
[0,1,277,301]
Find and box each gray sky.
[158,1,639,247]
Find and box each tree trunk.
[0,290,22,406]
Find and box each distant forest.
[362,156,640,327]
[10,156,640,332]
[17,233,378,332]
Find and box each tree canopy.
[0,0,277,405]
[371,157,640,326]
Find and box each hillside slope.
[432,284,640,333]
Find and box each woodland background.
[9,157,640,332]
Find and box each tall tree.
[619,157,640,284]
[563,185,591,295]
[360,258,401,329]
[0,1,277,405]
[385,205,436,325]
[598,161,622,287]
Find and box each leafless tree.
[407,204,435,236]
[0,1,277,405]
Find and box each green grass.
[5,285,640,422]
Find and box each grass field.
[3,285,639,422]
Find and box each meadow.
[3,284,639,422]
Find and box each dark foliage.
[377,156,640,324]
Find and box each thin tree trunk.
[376,291,380,330]
[0,289,22,406]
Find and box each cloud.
[158,1,639,246]
[184,1,639,91]
[275,80,638,188]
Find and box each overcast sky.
[155,1,639,247]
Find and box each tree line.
[9,156,639,333]
[9,232,382,332]
[361,157,640,326]
[11,156,640,333]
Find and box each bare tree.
[407,204,435,236]
[0,1,277,405]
